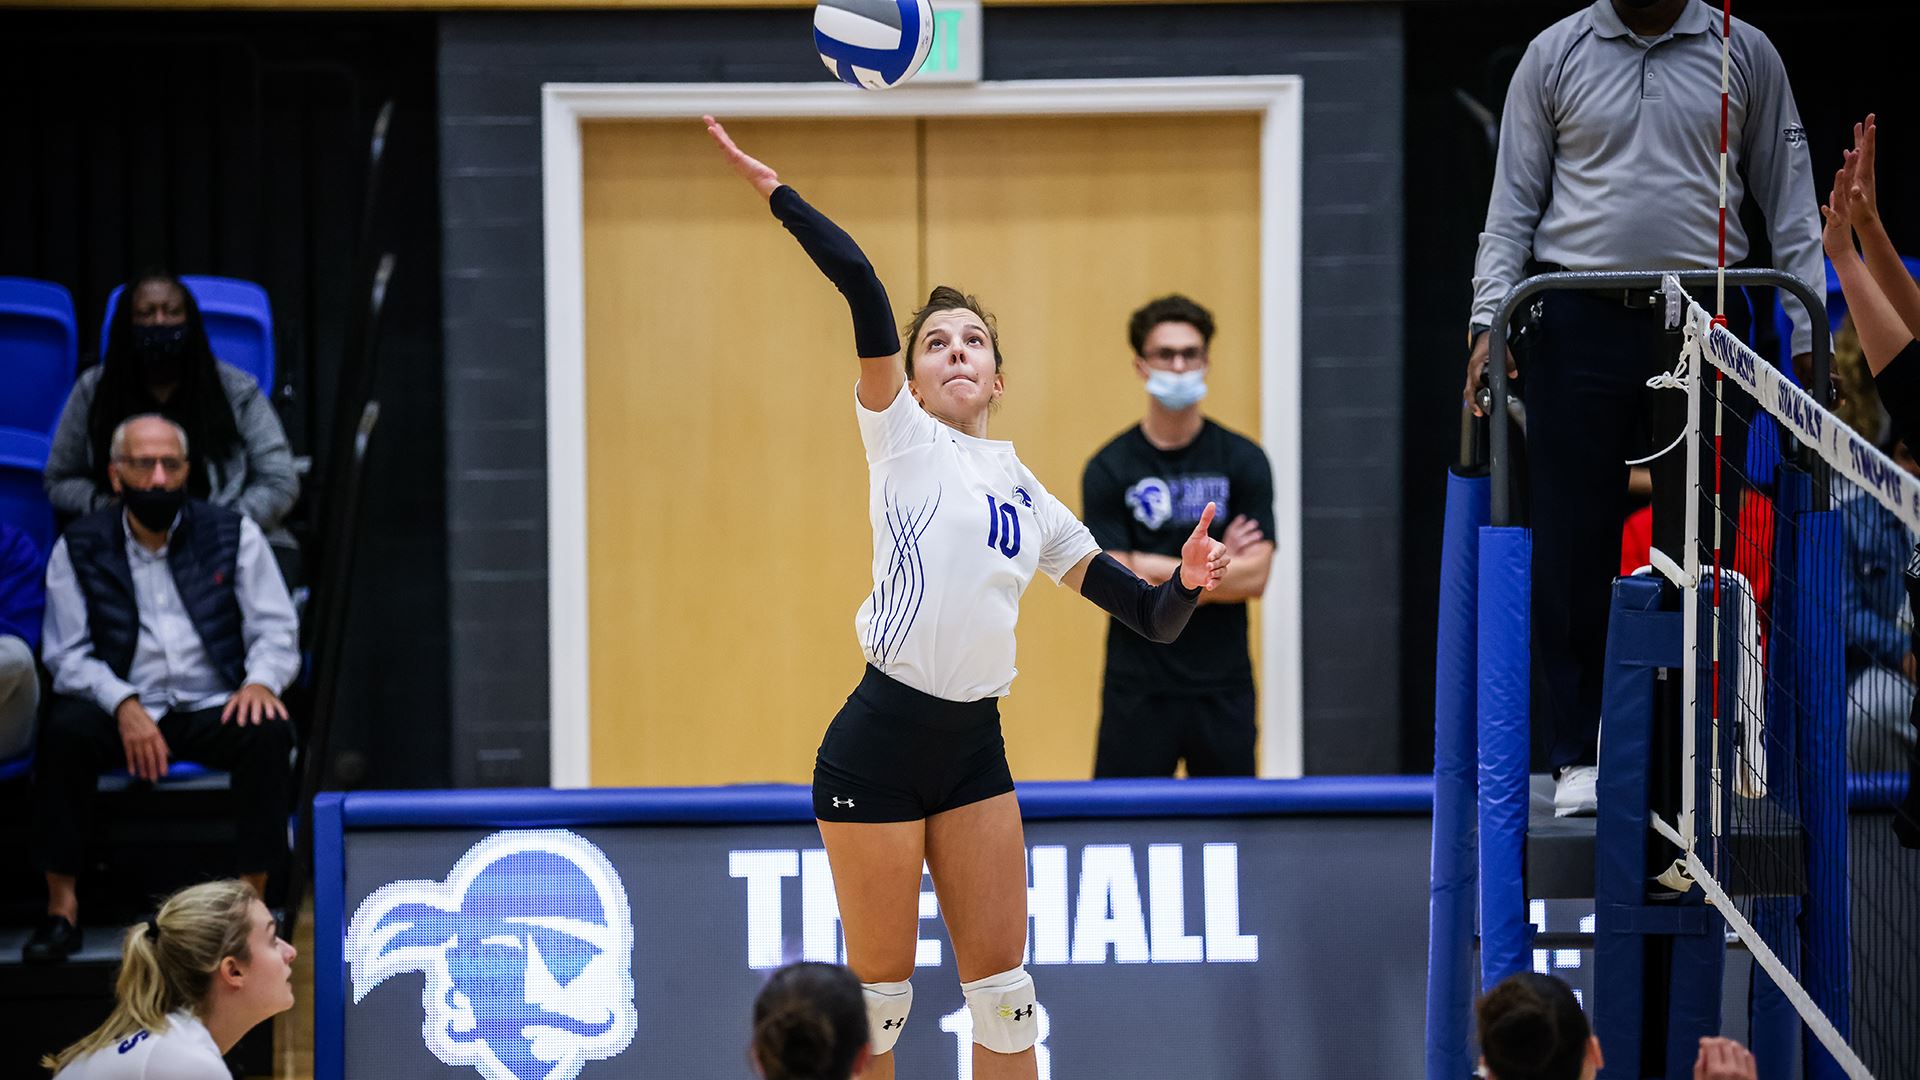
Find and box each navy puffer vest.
[62,500,247,691]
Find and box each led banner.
[318,781,1431,1080]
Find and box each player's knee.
[960,965,1038,1054]
[862,979,912,1055]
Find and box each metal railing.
[1485,268,1832,525]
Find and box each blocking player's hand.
[1693,1037,1756,1080]
[1179,502,1230,592]
[704,116,782,200]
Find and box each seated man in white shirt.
[25,414,299,965]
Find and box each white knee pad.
[960,966,1038,1054]
[862,979,913,1055]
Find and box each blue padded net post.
[1427,470,1488,1080]
[1476,525,1532,990]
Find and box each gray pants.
[1847,666,1920,773]
[0,635,37,760]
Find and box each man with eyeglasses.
[24,414,298,964]
[1082,295,1276,778]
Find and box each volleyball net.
[1668,276,1920,1080]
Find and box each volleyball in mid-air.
[813,0,934,90]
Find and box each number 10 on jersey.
[985,496,1022,558]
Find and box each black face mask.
[133,323,189,360]
[1618,0,1666,8]
[122,485,187,532]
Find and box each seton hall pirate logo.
[345,830,638,1080]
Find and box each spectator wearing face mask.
[25,415,298,965]
[44,272,299,539]
[1082,295,1276,778]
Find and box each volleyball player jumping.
[707,117,1229,1080]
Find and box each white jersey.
[54,1012,228,1080]
[855,383,1100,701]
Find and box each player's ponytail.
[41,880,257,1073]
[1476,972,1591,1080]
[750,962,869,1080]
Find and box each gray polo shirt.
[1470,0,1822,355]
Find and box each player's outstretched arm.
[1825,165,1914,373]
[1063,503,1228,644]
[704,116,905,409]
[1848,118,1920,342]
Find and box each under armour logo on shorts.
[832,797,855,808]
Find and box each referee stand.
[1425,269,1834,1080]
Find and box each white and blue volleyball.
[813,0,935,90]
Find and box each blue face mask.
[1145,368,1208,410]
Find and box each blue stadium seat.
[0,428,54,557]
[101,276,276,394]
[0,277,79,438]
[98,761,227,791]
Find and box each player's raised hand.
[1852,114,1880,226]
[1693,1037,1757,1080]
[704,115,781,199]
[1821,164,1856,262]
[1179,501,1230,592]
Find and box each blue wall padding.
[1792,507,1852,1080]
[1476,525,1532,990]
[1427,471,1488,1080]
[1593,575,1667,1079]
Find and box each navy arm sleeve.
[1079,551,1200,645]
[769,184,900,359]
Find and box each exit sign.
[918,0,982,84]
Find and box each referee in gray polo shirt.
[1462,0,1822,816]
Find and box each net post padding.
[1426,470,1488,1080]
[1593,573,1673,1078]
[1475,525,1531,989]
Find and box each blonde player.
[706,117,1228,1080]
[41,880,296,1078]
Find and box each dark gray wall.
[439,4,1405,785]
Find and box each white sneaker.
[1553,766,1598,817]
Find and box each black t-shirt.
[1081,419,1276,693]
[1873,340,1920,654]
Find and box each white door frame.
[541,76,1304,788]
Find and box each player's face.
[236,900,298,1018]
[911,309,1002,420]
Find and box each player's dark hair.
[42,880,258,1073]
[1127,294,1215,356]
[750,962,869,1080]
[903,285,1004,378]
[1476,972,1590,1080]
